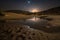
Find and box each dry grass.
[1,12,60,26]
[1,12,34,20]
[46,15,60,26]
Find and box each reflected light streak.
[27,17,40,22]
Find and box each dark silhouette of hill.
[5,10,28,13]
[4,10,33,15]
[38,6,60,15]
[4,7,60,15]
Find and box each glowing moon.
[31,9,39,13]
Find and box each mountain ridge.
[38,6,60,15]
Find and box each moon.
[31,9,39,13]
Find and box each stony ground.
[0,22,60,40]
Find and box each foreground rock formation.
[0,22,60,40]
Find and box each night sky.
[0,0,60,11]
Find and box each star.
[27,1,30,4]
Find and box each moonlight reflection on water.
[6,17,48,29]
[26,17,40,22]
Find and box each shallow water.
[3,16,60,33]
[6,17,49,29]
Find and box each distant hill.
[4,7,60,15]
[4,10,33,15]
[5,10,28,13]
[38,7,60,15]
